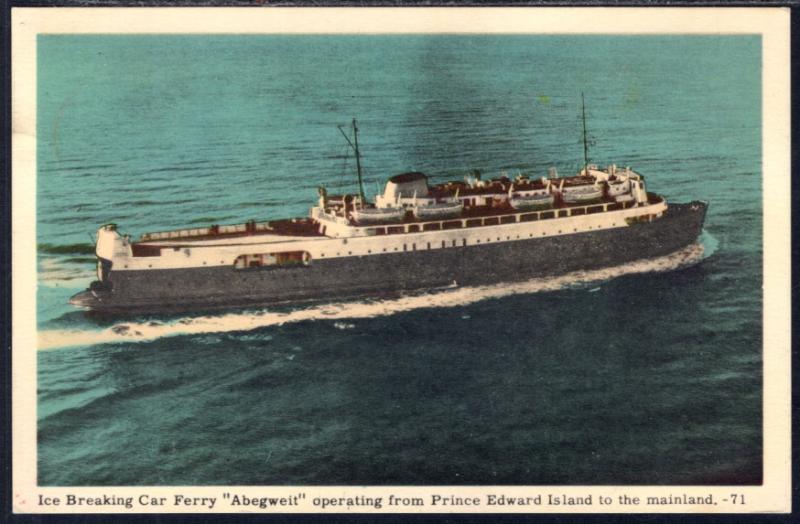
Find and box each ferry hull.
[70,202,707,314]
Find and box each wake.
[38,240,709,351]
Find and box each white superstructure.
[94,163,664,273]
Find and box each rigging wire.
[336,140,351,190]
[335,123,376,197]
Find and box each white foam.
[699,229,719,258]
[38,241,708,351]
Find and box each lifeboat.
[607,180,631,197]
[562,185,603,204]
[614,193,635,204]
[413,201,464,220]
[509,193,554,211]
[350,207,406,225]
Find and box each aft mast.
[581,92,589,176]
[353,119,366,204]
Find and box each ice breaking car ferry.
[70,119,707,313]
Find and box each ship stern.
[68,224,120,311]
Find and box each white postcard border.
[11,7,791,514]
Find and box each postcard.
[11,6,791,514]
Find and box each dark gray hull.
[70,202,708,314]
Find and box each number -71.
[730,494,746,505]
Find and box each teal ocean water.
[36,35,761,485]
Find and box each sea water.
[35,35,761,485]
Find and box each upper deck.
[134,164,651,248]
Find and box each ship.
[69,113,708,314]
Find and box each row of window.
[363,202,629,236]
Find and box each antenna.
[581,92,589,176]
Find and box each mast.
[581,92,589,176]
[338,118,366,206]
[352,118,365,204]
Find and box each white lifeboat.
[509,193,554,211]
[614,193,635,204]
[413,201,464,220]
[562,186,603,204]
[350,207,406,225]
